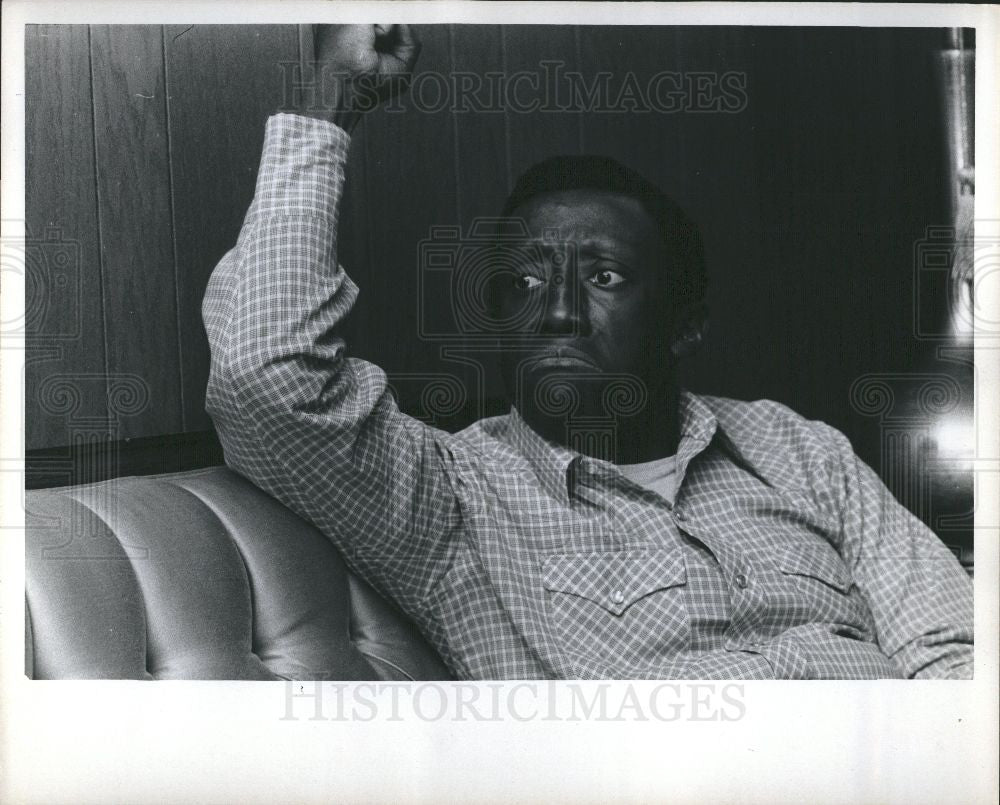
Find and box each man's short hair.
[499,154,708,311]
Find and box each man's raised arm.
[202,25,461,613]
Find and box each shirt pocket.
[777,544,852,593]
[775,544,874,637]
[541,550,690,672]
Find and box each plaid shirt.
[203,114,974,680]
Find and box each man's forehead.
[512,189,660,248]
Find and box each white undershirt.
[616,454,679,505]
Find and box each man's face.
[494,188,675,413]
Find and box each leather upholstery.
[25,466,450,681]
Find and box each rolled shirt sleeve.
[821,423,974,678]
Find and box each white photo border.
[2,3,997,804]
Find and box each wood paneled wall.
[25,25,951,482]
[26,24,301,448]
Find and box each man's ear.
[669,302,709,359]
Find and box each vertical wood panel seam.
[360,119,376,285]
[161,25,187,431]
[86,25,111,425]
[296,22,303,77]
[499,26,513,192]
[447,25,463,224]
[573,26,585,153]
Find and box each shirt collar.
[506,405,579,502]
[506,389,719,504]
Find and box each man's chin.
[516,361,608,400]
[509,364,614,418]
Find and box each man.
[203,24,973,679]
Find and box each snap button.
[611,590,625,605]
[734,573,749,589]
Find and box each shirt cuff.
[248,112,353,220]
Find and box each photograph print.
[22,21,977,681]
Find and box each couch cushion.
[25,466,449,681]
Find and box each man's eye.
[589,269,627,288]
[513,274,544,291]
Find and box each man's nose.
[539,270,588,336]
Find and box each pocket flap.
[778,545,851,592]
[542,550,687,616]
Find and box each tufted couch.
[24,467,451,681]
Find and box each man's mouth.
[522,346,600,371]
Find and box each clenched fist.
[300,24,422,131]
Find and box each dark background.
[25,25,960,525]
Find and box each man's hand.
[299,24,421,132]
